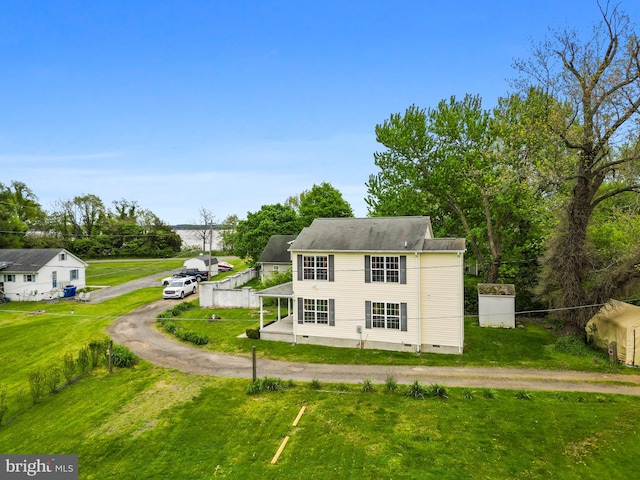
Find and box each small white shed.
[478,283,516,328]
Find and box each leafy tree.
[219,214,239,253]
[368,96,547,284]
[514,4,640,332]
[0,181,44,248]
[234,204,300,265]
[51,194,106,238]
[297,182,354,228]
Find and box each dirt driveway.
[105,292,640,397]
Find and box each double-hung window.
[70,269,79,281]
[297,254,334,281]
[365,301,407,331]
[23,274,36,283]
[372,302,400,329]
[3,274,16,282]
[304,255,328,280]
[297,298,335,326]
[303,299,329,324]
[365,255,406,284]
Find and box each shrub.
[89,337,110,367]
[246,328,260,339]
[361,378,375,392]
[62,353,76,384]
[405,380,427,399]
[385,375,398,392]
[554,335,594,357]
[429,384,449,399]
[45,367,61,394]
[29,369,47,404]
[246,376,287,394]
[77,347,90,374]
[111,344,137,368]
[310,379,321,390]
[463,388,476,400]
[483,389,497,399]
[515,390,533,400]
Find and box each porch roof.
[255,281,293,298]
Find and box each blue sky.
[2,1,640,225]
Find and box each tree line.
[0,185,181,258]
[366,5,640,333]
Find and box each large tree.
[514,3,640,332]
[0,181,44,248]
[297,182,354,228]
[368,95,547,284]
[234,204,300,266]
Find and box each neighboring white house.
[184,254,219,277]
[258,234,296,281]
[257,217,466,354]
[0,249,88,301]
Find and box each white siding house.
[0,249,88,301]
[258,217,466,354]
[258,235,296,281]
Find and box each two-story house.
[258,216,466,354]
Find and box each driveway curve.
[106,299,640,396]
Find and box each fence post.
[252,346,257,382]
[108,340,113,374]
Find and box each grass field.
[164,302,626,373]
[1,259,639,478]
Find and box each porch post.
[277,298,281,321]
[260,297,264,330]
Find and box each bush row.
[247,376,614,404]
[0,338,137,427]
[156,303,210,346]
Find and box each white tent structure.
[586,300,640,366]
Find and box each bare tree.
[189,207,216,252]
[514,2,640,332]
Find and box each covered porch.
[256,282,294,343]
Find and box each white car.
[162,277,197,299]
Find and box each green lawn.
[167,304,622,373]
[0,362,638,479]
[1,264,639,479]
[85,257,249,287]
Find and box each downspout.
[415,252,421,353]
[458,252,463,354]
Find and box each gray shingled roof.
[255,281,293,297]
[0,249,79,272]
[258,235,297,263]
[291,217,465,252]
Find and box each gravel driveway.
[101,275,640,396]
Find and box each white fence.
[199,268,260,308]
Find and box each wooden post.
[108,340,113,374]
[252,346,257,382]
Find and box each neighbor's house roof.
[0,249,88,273]
[258,235,297,264]
[290,217,465,252]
